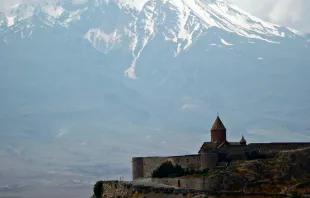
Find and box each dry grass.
[235,167,258,176]
[279,147,310,153]
[211,197,283,198]
[131,192,145,198]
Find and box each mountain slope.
[0,0,307,79]
[1,0,309,154]
[0,1,309,196]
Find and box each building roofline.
[248,142,310,144]
[132,154,199,159]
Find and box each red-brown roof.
[217,141,229,148]
[240,135,246,143]
[211,116,226,131]
[198,142,218,153]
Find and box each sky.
[0,0,310,31]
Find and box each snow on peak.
[63,7,88,27]
[165,0,284,40]
[221,39,233,46]
[6,16,16,27]
[104,0,305,79]
[1,2,65,28]
[42,4,64,19]
[0,0,306,80]
[114,0,303,40]
[286,27,305,36]
[115,0,150,11]
[84,28,122,53]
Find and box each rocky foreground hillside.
[207,147,310,194]
[91,147,310,198]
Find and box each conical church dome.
[211,116,226,131]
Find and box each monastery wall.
[133,143,310,180]
[99,180,290,198]
[170,155,201,170]
[247,143,310,153]
[132,155,200,180]
[152,175,243,191]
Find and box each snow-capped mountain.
[0,0,308,79]
[1,0,309,131]
[0,2,310,195]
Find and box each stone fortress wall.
[100,180,290,198]
[133,155,201,180]
[247,143,310,153]
[133,143,310,180]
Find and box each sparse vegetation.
[290,191,303,198]
[152,161,209,178]
[93,180,104,198]
[292,177,299,184]
[152,161,184,178]
[246,150,268,160]
[132,192,145,198]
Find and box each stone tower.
[240,135,247,145]
[132,157,144,180]
[210,116,227,144]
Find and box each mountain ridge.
[1,0,307,79]
[0,2,310,196]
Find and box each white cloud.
[245,127,310,142]
[181,103,197,110]
[56,127,71,138]
[225,0,310,33]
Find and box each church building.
[199,116,247,159]
[132,115,310,180]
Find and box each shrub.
[184,168,195,175]
[291,177,298,185]
[290,191,302,198]
[193,168,209,176]
[152,161,209,178]
[246,150,268,160]
[152,161,183,178]
[274,186,281,193]
[93,180,104,198]
[167,173,180,178]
